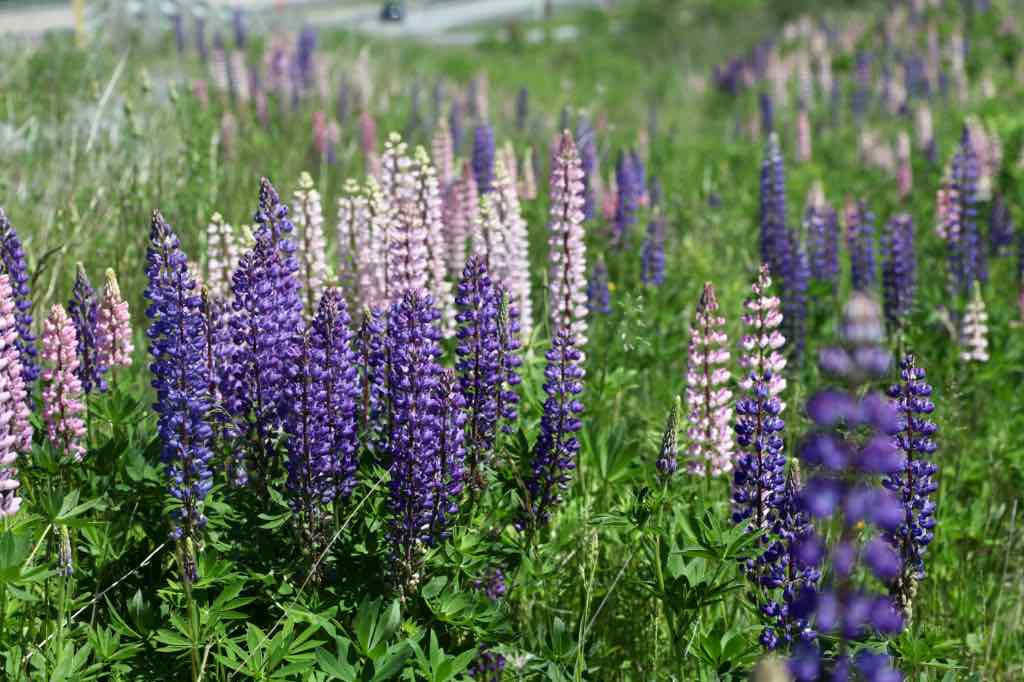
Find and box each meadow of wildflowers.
[0,0,1022,679]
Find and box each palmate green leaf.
[368,641,415,682]
[314,637,359,681]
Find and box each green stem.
[183,574,201,681]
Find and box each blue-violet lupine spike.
[882,213,917,329]
[473,123,496,194]
[806,204,839,293]
[430,368,467,540]
[948,126,987,296]
[613,151,639,249]
[989,193,1014,256]
[759,134,787,277]
[587,257,611,315]
[521,328,585,531]
[0,208,38,389]
[641,215,666,287]
[847,201,877,292]
[882,353,937,620]
[199,289,246,486]
[144,211,215,580]
[69,263,107,395]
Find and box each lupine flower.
[473,567,507,601]
[473,123,496,194]
[380,134,428,301]
[959,281,989,363]
[360,111,380,178]
[685,283,733,476]
[519,147,537,200]
[171,13,185,54]
[586,258,611,315]
[205,212,240,301]
[455,257,522,490]
[336,76,350,125]
[353,178,392,309]
[144,212,215,574]
[335,179,361,289]
[947,126,987,296]
[655,397,680,480]
[577,115,598,221]
[491,160,533,337]
[548,131,589,349]
[989,193,1014,256]
[789,293,904,681]
[521,328,584,530]
[780,239,810,363]
[0,274,31,517]
[96,269,133,373]
[283,289,360,561]
[449,99,464,155]
[469,647,506,681]
[896,131,913,199]
[293,172,328,315]
[847,201,877,292]
[452,160,480,273]
[431,119,455,188]
[195,16,208,63]
[883,354,938,620]
[515,86,529,131]
[881,214,917,329]
[760,134,788,277]
[431,368,467,540]
[381,291,462,594]
[853,51,871,119]
[68,264,107,395]
[0,208,38,388]
[760,91,775,135]
[295,25,317,90]
[412,146,454,332]
[740,266,786,405]
[199,289,244,485]
[42,305,87,461]
[914,104,933,153]
[795,101,812,162]
[612,151,639,248]
[641,215,666,287]
[806,203,839,293]
[629,150,647,206]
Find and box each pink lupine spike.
[896,131,912,199]
[360,110,380,179]
[547,130,588,350]
[96,269,134,373]
[685,282,733,477]
[431,119,455,189]
[739,265,786,411]
[41,304,86,462]
[0,274,31,517]
[381,134,428,303]
[492,160,533,339]
[795,105,812,162]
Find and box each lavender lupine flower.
[795,101,812,162]
[455,257,522,490]
[521,328,584,530]
[447,160,480,276]
[655,397,680,480]
[295,25,317,90]
[199,289,245,486]
[760,134,788,277]
[989,193,1014,256]
[96,269,133,373]
[629,150,646,204]
[171,13,185,55]
[382,292,461,594]
[896,132,913,199]
[355,179,392,309]
[232,8,246,47]
[0,208,38,388]
[641,215,666,287]
[431,119,455,189]
[612,151,639,249]
[685,283,733,477]
[449,99,464,155]
[381,135,429,301]
[473,566,507,601]
[548,131,589,350]
[846,201,877,292]
[882,354,938,620]
[586,258,611,315]
[68,264,107,395]
[789,294,905,681]
[473,123,496,195]
[577,115,598,221]
[491,161,533,337]
[806,204,839,292]
[882,214,917,330]
[959,281,989,363]
[283,290,360,560]
[948,126,987,295]
[293,172,328,315]
[205,213,240,300]
[144,212,215,571]
[469,647,506,681]
[412,147,454,331]
[0,274,32,517]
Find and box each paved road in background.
[0,0,604,40]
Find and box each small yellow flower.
[855,520,865,530]
[608,281,617,292]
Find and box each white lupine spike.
[205,212,240,301]
[292,171,328,315]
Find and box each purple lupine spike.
[655,397,680,481]
[882,214,917,329]
[199,289,245,486]
[515,86,529,131]
[355,308,387,435]
[789,294,904,681]
[336,76,350,125]
[685,283,733,477]
[780,237,810,362]
[548,131,589,350]
[0,209,38,389]
[612,151,639,249]
[948,126,987,295]
[0,273,31,517]
[806,203,839,293]
[629,150,646,204]
[295,26,317,90]
[144,212,215,580]
[455,257,522,492]
[989,193,1014,256]
[586,257,611,315]
[882,354,938,620]
[431,368,467,540]
[232,8,246,48]
[759,134,787,277]
[381,291,461,595]
[576,115,598,221]
[852,50,871,120]
[195,16,208,64]
[449,99,464,155]
[521,328,584,530]
[68,263,108,395]
[469,647,506,681]
[171,13,185,55]
[641,215,666,287]
[847,201,877,292]
[472,123,496,195]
